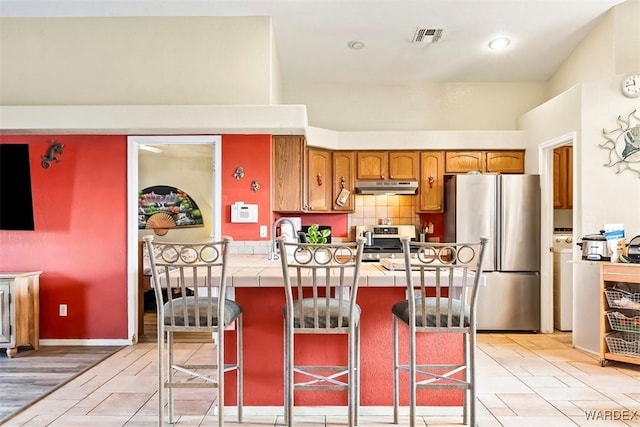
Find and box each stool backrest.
[401,236,488,331]
[278,236,366,332]
[142,235,232,329]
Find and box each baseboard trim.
[222,406,461,417]
[39,339,132,346]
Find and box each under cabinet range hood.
[355,180,418,195]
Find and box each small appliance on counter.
[577,231,612,261]
[627,235,640,263]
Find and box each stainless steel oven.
[354,225,416,262]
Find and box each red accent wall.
[0,135,128,339]
[221,134,272,240]
[0,133,292,339]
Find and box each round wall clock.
[620,71,640,98]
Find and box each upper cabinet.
[445,150,524,174]
[273,138,353,213]
[418,151,444,212]
[389,152,420,180]
[332,151,356,211]
[357,151,388,179]
[485,151,525,173]
[272,135,305,212]
[307,148,332,212]
[273,144,525,214]
[553,146,573,209]
[444,151,483,173]
[357,151,419,180]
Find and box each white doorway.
[126,135,222,343]
[538,132,575,334]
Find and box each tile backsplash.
[348,195,420,236]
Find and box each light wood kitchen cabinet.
[389,152,420,180]
[445,151,483,173]
[357,151,388,180]
[307,148,332,211]
[332,151,356,211]
[599,263,640,367]
[357,151,419,180]
[485,151,525,173]
[445,150,525,174]
[0,271,41,358]
[418,151,444,212]
[272,135,305,212]
[553,146,573,209]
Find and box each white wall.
[284,82,547,131]
[518,86,582,176]
[613,0,640,73]
[548,0,640,99]
[547,10,616,99]
[580,77,640,239]
[0,16,274,105]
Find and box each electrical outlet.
[259,225,268,238]
[59,304,67,317]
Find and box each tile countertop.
[223,255,482,288]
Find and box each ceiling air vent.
[412,27,443,43]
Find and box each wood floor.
[0,345,122,424]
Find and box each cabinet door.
[389,152,420,180]
[357,151,388,179]
[445,151,483,173]
[553,146,572,209]
[553,148,566,208]
[485,151,524,173]
[332,151,355,211]
[307,148,332,211]
[566,147,573,208]
[273,136,305,212]
[418,151,444,212]
[0,282,10,344]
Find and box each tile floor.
[3,332,640,426]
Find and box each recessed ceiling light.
[347,40,366,50]
[488,37,511,51]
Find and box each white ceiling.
[0,0,627,84]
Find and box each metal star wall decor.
[600,109,640,178]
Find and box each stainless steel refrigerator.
[444,174,541,331]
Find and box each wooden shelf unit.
[599,263,640,367]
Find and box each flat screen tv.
[0,144,35,230]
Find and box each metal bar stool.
[278,235,365,426]
[144,236,243,427]
[392,236,488,426]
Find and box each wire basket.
[605,332,640,357]
[605,288,640,310]
[606,309,640,333]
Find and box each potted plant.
[305,224,331,245]
[305,224,331,263]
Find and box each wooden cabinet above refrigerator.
[445,151,524,174]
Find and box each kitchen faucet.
[269,217,297,260]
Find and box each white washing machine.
[553,232,574,331]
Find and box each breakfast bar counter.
[148,255,475,408]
